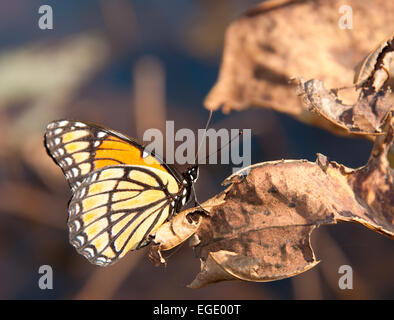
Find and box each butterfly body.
[44,120,198,266]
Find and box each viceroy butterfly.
[44,120,199,266]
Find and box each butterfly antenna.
[203,129,243,164]
[194,110,213,165]
[191,129,242,214]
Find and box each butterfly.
[44,120,199,266]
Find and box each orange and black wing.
[44,120,178,192]
[44,120,186,266]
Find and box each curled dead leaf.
[295,77,392,135]
[354,34,394,91]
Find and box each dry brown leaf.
[354,34,394,91]
[149,114,393,288]
[204,0,394,136]
[295,77,392,135]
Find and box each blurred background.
[0,0,393,299]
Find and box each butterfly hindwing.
[44,120,173,192]
[68,165,180,266]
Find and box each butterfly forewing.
[68,165,180,266]
[44,120,172,192]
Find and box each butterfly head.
[183,165,199,184]
[175,165,199,212]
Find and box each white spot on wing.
[97,132,106,138]
[74,220,81,231]
[96,257,106,264]
[95,259,104,266]
[72,167,79,177]
[79,188,86,198]
[58,120,69,127]
[84,247,95,258]
[76,235,85,246]
[54,128,63,135]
